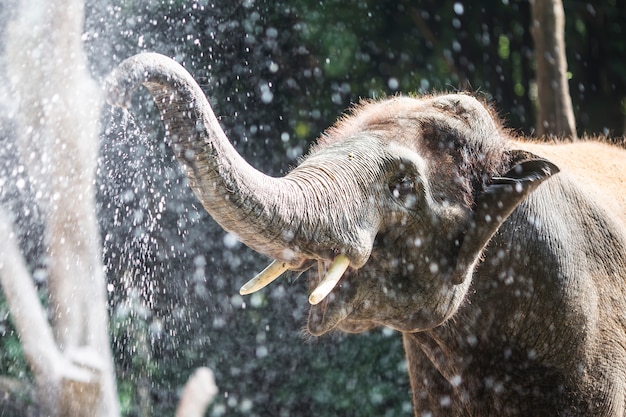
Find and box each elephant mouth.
[240,253,354,302]
[237,253,361,334]
[306,260,356,336]
[308,297,350,336]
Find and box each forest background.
[0,0,625,416]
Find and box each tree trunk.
[1,0,120,415]
[530,0,577,138]
[1,2,220,415]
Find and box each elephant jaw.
[239,255,362,335]
[305,262,381,336]
[307,294,352,336]
[239,219,379,305]
[307,262,359,336]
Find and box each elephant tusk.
[239,260,290,295]
[309,254,351,305]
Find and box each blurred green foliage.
[0,315,28,378]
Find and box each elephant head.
[106,53,558,336]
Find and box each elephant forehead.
[299,136,396,177]
[306,134,386,157]
[431,94,493,118]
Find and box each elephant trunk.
[105,53,307,266]
[105,53,380,297]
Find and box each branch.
[0,210,105,415]
[0,210,63,380]
[4,0,120,414]
[175,367,218,417]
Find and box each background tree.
[0,0,119,414]
[530,0,577,138]
[1,0,625,416]
[0,0,217,416]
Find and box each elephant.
[106,52,626,416]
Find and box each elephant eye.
[389,158,422,208]
[390,175,415,199]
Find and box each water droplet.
[255,345,268,358]
[223,232,240,248]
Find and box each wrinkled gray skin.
[106,53,626,416]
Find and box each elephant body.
[405,140,626,415]
[106,53,626,416]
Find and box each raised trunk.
[106,54,380,270]
[107,54,303,266]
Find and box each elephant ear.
[450,150,560,285]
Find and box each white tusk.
[309,254,351,305]
[239,260,289,295]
